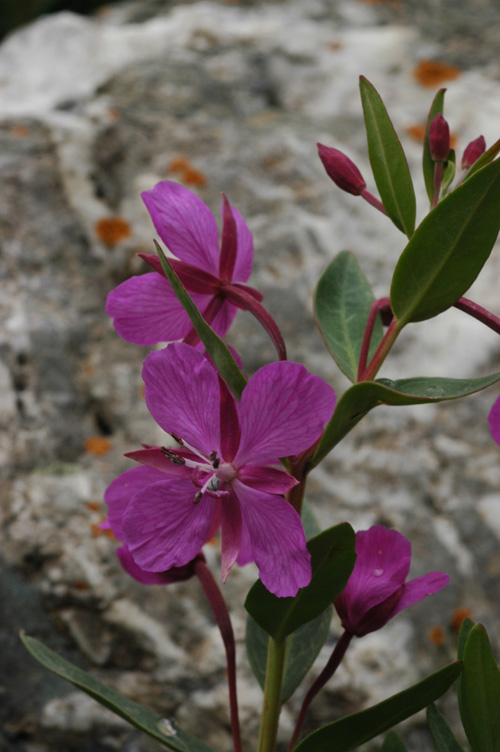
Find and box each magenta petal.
[207,299,238,339]
[220,490,242,582]
[104,465,165,540]
[235,362,336,466]
[391,572,450,618]
[232,480,311,597]
[143,343,221,457]
[488,395,500,446]
[237,466,298,494]
[342,527,411,623]
[230,206,254,283]
[125,447,190,476]
[117,545,199,585]
[105,273,212,346]
[236,516,254,566]
[123,478,216,571]
[141,181,220,274]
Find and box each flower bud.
[317,143,366,196]
[461,135,486,169]
[429,113,450,162]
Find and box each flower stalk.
[257,637,287,752]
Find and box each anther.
[171,433,184,446]
[161,447,186,465]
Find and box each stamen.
[160,447,186,465]
[193,471,218,504]
[171,433,214,465]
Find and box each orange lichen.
[413,60,461,88]
[429,625,446,647]
[451,607,474,633]
[90,518,116,539]
[405,123,427,142]
[84,436,112,456]
[95,217,132,247]
[87,501,101,511]
[169,156,207,187]
[72,580,89,591]
[10,125,30,138]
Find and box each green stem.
[358,316,403,382]
[257,637,287,752]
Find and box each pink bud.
[429,113,450,162]
[462,135,486,169]
[317,143,366,196]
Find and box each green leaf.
[423,89,446,204]
[20,633,214,752]
[314,251,383,382]
[359,76,416,237]
[155,242,247,400]
[294,661,462,752]
[465,138,500,181]
[457,624,500,752]
[441,149,456,196]
[457,617,475,661]
[390,158,500,325]
[381,730,408,752]
[245,608,332,703]
[427,703,465,752]
[245,523,355,640]
[301,500,322,540]
[311,372,500,467]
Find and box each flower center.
[162,434,235,503]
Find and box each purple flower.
[107,343,336,597]
[105,181,262,346]
[462,135,486,169]
[429,114,450,163]
[334,526,449,637]
[488,394,500,445]
[104,465,206,585]
[317,144,367,196]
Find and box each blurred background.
[2,0,500,751]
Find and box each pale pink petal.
[237,466,298,494]
[220,490,242,582]
[235,362,336,466]
[142,181,220,274]
[123,478,216,571]
[104,465,165,541]
[488,395,500,446]
[391,572,450,618]
[105,273,212,346]
[232,480,311,597]
[342,527,411,626]
[143,343,221,456]
[229,206,254,283]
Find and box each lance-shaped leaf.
[390,158,500,326]
[359,76,416,237]
[441,149,456,196]
[427,703,465,752]
[156,242,247,400]
[423,89,446,204]
[311,372,500,467]
[381,731,408,752]
[314,251,383,382]
[457,624,500,752]
[20,634,214,752]
[246,608,332,703]
[245,523,355,640]
[294,661,462,752]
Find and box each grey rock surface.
[1,1,500,750]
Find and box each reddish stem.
[223,283,287,360]
[360,189,387,215]
[287,630,353,750]
[357,297,392,381]
[195,560,242,752]
[454,297,500,335]
[358,316,402,382]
